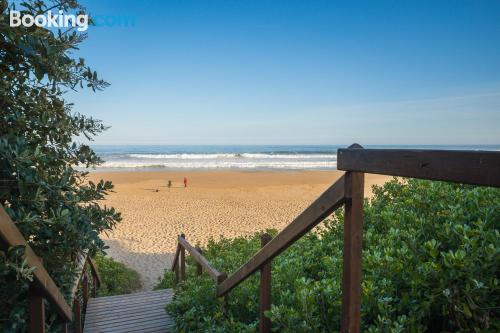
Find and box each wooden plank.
[87,316,172,332]
[87,321,173,333]
[340,172,364,333]
[337,148,500,187]
[87,292,170,308]
[85,301,167,315]
[85,308,167,328]
[85,312,171,330]
[0,206,73,322]
[259,234,272,333]
[86,297,168,311]
[86,312,171,328]
[88,289,171,303]
[85,308,168,324]
[85,289,173,333]
[85,301,167,316]
[86,307,168,323]
[87,295,169,309]
[87,289,172,302]
[87,296,169,307]
[217,174,346,296]
[178,236,224,282]
[29,290,45,333]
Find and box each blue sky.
[70,0,500,145]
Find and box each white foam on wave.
[100,160,337,169]
[129,153,336,160]
[130,153,227,159]
[241,153,336,159]
[99,151,339,170]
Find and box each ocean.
[91,145,500,171]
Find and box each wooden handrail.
[337,148,500,187]
[69,251,100,293]
[170,145,500,333]
[177,235,226,283]
[171,174,348,332]
[170,174,347,332]
[0,205,101,332]
[0,207,73,322]
[217,174,346,296]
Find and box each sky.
[69,0,500,145]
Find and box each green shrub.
[94,254,142,296]
[0,0,119,331]
[157,179,500,332]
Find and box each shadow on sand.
[141,187,186,192]
[103,239,176,291]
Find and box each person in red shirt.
[183,177,188,188]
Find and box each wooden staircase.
[1,146,499,333]
[0,206,176,333]
[84,289,174,333]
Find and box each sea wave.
[128,153,337,160]
[91,145,500,171]
[99,160,337,169]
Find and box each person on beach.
[168,180,172,189]
[184,177,188,188]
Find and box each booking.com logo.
[9,10,135,31]
[10,10,89,31]
[93,15,136,28]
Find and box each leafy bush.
[0,0,120,331]
[157,179,500,332]
[94,254,142,296]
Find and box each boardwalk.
[83,289,174,333]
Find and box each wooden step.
[83,289,174,333]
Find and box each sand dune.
[90,170,390,290]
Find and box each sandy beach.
[90,170,390,290]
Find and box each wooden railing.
[171,144,500,333]
[172,234,227,284]
[336,147,500,187]
[68,250,101,333]
[0,207,101,333]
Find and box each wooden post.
[180,234,186,281]
[259,233,272,333]
[217,273,229,310]
[82,274,89,309]
[28,289,45,333]
[174,257,179,284]
[340,170,365,333]
[92,275,97,298]
[217,273,228,286]
[74,298,82,333]
[195,246,203,276]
